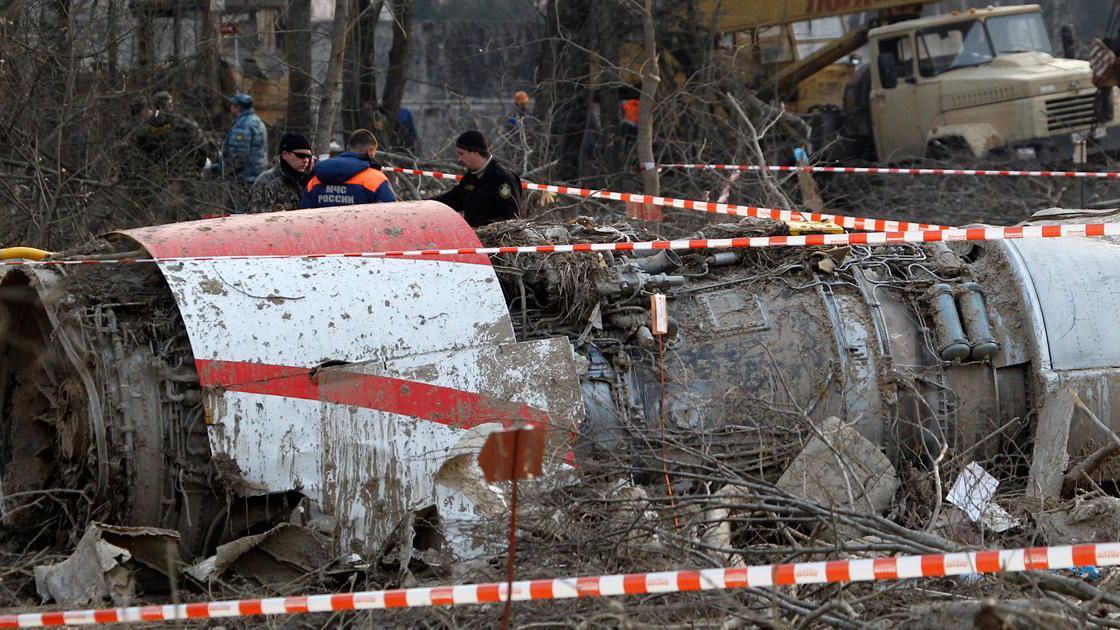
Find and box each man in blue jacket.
[208,92,268,213]
[301,129,397,208]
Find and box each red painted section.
[475,584,502,603]
[576,576,601,597]
[622,574,648,594]
[383,591,409,608]
[529,579,554,599]
[825,560,850,582]
[430,587,455,606]
[195,359,550,429]
[284,597,309,614]
[1073,544,1098,567]
[239,600,264,616]
[118,201,489,265]
[723,568,748,588]
[772,564,796,585]
[975,550,1001,573]
[675,570,701,592]
[1025,547,1050,570]
[920,554,945,577]
[330,594,356,610]
[872,557,898,580]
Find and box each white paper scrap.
[947,461,999,522]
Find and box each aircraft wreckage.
[2,201,1119,588]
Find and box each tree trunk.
[286,0,314,134]
[637,0,660,197]
[199,0,222,109]
[592,0,622,180]
[343,0,382,133]
[106,0,118,84]
[136,9,154,72]
[315,0,350,151]
[380,0,413,147]
[540,0,591,182]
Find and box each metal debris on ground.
[5,205,1120,627]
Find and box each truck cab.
[864,5,1120,162]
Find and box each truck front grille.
[1046,93,1098,132]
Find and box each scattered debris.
[1039,496,1120,545]
[34,523,179,606]
[777,416,900,517]
[185,524,331,592]
[947,462,1019,533]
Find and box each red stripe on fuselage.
[195,359,549,428]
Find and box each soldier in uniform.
[249,132,313,212]
[207,92,268,213]
[135,91,210,172]
[431,130,522,227]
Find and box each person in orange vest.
[620,85,640,139]
[301,129,397,208]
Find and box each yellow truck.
[701,2,1120,161]
[850,4,1120,161]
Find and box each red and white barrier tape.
[3,543,1116,626]
[662,163,1120,178]
[382,166,948,232]
[5,222,1120,266]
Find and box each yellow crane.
[696,1,937,111]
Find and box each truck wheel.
[926,137,973,162]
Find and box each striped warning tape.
[661,163,1120,178]
[3,222,1119,266]
[3,543,1116,626]
[382,166,948,232]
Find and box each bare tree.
[380,0,413,147]
[636,0,659,197]
[343,0,383,133]
[285,0,315,135]
[315,0,351,151]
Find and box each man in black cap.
[249,132,314,212]
[431,130,522,227]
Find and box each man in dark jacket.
[432,130,522,227]
[250,132,314,212]
[301,129,397,208]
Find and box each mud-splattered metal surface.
[119,203,583,560]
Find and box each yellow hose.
[0,247,52,261]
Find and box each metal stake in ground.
[478,424,545,630]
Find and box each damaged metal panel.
[315,338,584,559]
[112,203,581,563]
[161,255,514,500]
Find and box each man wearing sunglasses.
[249,132,315,213]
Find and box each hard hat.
[514,91,530,104]
[229,92,253,109]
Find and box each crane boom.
[698,0,933,33]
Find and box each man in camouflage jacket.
[250,132,313,213]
